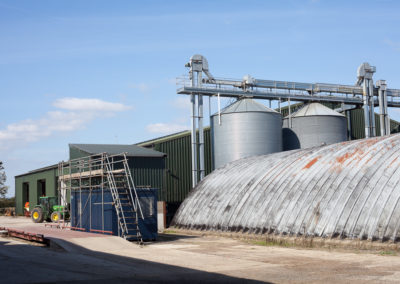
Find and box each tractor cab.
[31,196,68,223]
[39,196,58,212]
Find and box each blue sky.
[1,0,400,196]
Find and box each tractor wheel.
[51,212,61,223]
[31,208,44,223]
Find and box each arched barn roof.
[172,134,400,242]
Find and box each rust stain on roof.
[336,152,354,164]
[389,157,398,167]
[303,157,319,169]
[336,146,366,164]
[361,137,380,148]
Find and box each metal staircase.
[104,153,143,243]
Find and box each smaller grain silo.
[211,98,282,169]
[283,103,347,151]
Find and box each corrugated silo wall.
[211,111,282,169]
[281,103,400,139]
[172,134,400,243]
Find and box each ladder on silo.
[104,154,143,243]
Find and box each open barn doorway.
[22,182,29,204]
[37,179,46,201]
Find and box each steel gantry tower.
[185,55,215,187]
[180,55,400,186]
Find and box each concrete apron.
[0,219,276,276]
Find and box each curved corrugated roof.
[173,134,400,242]
[285,102,345,118]
[213,98,278,115]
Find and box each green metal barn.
[15,165,58,216]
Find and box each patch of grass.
[163,229,180,235]
[250,239,295,248]
[251,240,270,246]
[379,250,397,256]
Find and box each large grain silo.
[211,98,282,169]
[283,102,347,151]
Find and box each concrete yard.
[2,216,400,283]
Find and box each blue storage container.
[70,188,158,241]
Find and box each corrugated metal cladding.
[172,134,400,242]
[69,145,165,200]
[69,143,165,157]
[282,103,348,150]
[280,103,400,139]
[211,98,282,169]
[14,166,58,215]
[71,188,158,240]
[348,108,400,138]
[138,130,212,203]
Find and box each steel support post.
[363,79,371,138]
[378,80,390,136]
[209,96,215,171]
[190,90,198,187]
[288,97,292,128]
[346,110,352,140]
[101,154,104,231]
[384,89,390,135]
[198,72,205,181]
[369,79,376,137]
[379,86,385,136]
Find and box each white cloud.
[144,97,192,136]
[146,123,189,134]
[53,97,131,112]
[0,97,131,150]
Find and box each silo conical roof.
[213,98,279,116]
[286,102,345,118]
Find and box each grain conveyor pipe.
[186,54,214,186]
[357,62,376,138]
[377,80,390,136]
[189,73,198,187]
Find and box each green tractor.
[31,196,68,223]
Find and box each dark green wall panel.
[69,146,165,201]
[15,168,58,215]
[140,129,212,203]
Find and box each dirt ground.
[2,216,400,283]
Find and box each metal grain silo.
[283,103,347,151]
[211,98,282,169]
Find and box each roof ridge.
[287,102,345,118]
[69,143,166,157]
[212,98,278,116]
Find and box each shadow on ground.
[149,233,197,243]
[0,237,271,283]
